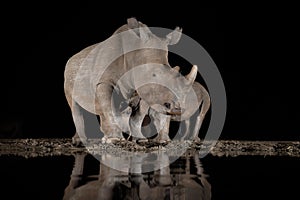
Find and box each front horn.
[185,65,198,85]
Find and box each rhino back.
[64,23,130,97]
[64,21,169,112]
[64,44,98,107]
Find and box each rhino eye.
[164,103,171,109]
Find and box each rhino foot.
[72,134,87,147]
[102,136,125,144]
[193,137,201,144]
[135,138,148,144]
[130,131,148,144]
[153,134,171,144]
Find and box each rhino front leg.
[181,119,190,141]
[151,109,171,144]
[129,99,149,143]
[96,83,123,143]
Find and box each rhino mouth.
[167,108,183,116]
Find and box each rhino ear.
[127,17,141,37]
[165,27,182,45]
[127,17,151,41]
[127,17,139,29]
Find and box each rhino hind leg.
[181,119,190,141]
[71,101,87,146]
[191,115,203,144]
[72,132,83,146]
[191,91,211,144]
[71,101,104,146]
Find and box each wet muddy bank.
[0,138,299,158]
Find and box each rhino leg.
[191,91,210,144]
[95,83,124,143]
[191,115,203,144]
[72,132,81,146]
[181,119,190,141]
[71,101,87,146]
[129,99,149,143]
[151,109,171,144]
[117,106,132,134]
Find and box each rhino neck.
[124,49,169,70]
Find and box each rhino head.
[135,65,198,121]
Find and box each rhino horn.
[185,65,198,85]
[172,66,180,72]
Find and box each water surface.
[0,140,299,199]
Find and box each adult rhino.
[64,18,198,145]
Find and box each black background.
[1,4,299,140]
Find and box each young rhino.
[130,66,211,144]
[64,17,198,145]
[151,81,210,143]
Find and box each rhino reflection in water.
[63,152,211,200]
[64,17,208,145]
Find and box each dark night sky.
[0,4,299,140]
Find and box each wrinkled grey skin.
[64,18,198,145]
[133,79,210,144]
[63,153,211,200]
